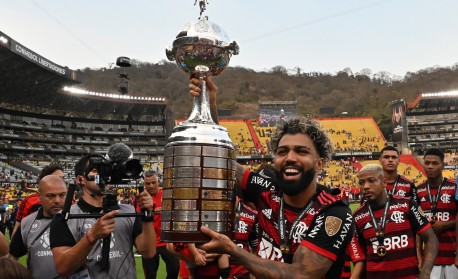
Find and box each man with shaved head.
[8,175,67,279]
[352,164,438,279]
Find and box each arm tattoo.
[419,227,438,277]
[230,244,332,279]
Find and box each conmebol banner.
[11,40,68,76]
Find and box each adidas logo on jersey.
[364,222,372,230]
[262,208,272,219]
[420,197,426,202]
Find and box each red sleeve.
[347,232,366,262]
[16,194,39,222]
[179,247,193,262]
[241,169,250,191]
[132,197,141,213]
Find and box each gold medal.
[375,231,384,237]
[432,215,438,221]
[376,245,387,257]
[280,244,291,254]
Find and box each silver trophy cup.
[162,3,239,243]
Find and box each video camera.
[84,143,143,187]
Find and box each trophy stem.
[186,71,215,124]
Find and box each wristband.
[85,233,96,245]
[142,215,154,223]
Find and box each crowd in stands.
[1,101,165,122]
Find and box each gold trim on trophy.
[163,200,173,210]
[202,200,234,210]
[174,200,197,210]
[203,168,228,179]
[202,189,229,199]
[173,222,199,231]
[173,188,200,199]
[174,167,202,178]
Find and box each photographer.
[49,154,156,278]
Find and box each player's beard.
[276,165,316,196]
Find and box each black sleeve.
[132,217,143,240]
[410,183,417,203]
[301,205,354,260]
[49,213,77,248]
[9,225,27,258]
[248,220,258,251]
[242,171,277,204]
[408,198,430,233]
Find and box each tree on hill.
[79,62,458,139]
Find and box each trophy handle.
[187,66,215,124]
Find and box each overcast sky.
[2,0,458,77]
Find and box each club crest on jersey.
[292,221,308,243]
[440,194,451,204]
[396,189,406,196]
[391,211,404,223]
[325,216,342,237]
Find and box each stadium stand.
[406,92,458,154]
[319,117,385,153]
[0,30,169,202]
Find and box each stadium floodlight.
[422,91,458,98]
[62,86,166,102]
[0,36,8,45]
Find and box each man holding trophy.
[165,2,353,278]
[190,77,355,278]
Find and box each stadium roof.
[0,31,81,103]
[407,90,458,113]
[0,30,167,118]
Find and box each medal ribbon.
[278,197,313,264]
[388,175,400,196]
[426,177,446,217]
[367,196,390,252]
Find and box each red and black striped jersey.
[230,202,258,279]
[242,170,354,279]
[353,196,430,279]
[386,175,416,202]
[415,178,458,265]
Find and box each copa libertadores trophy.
[162,1,239,242]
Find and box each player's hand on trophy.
[136,190,155,212]
[89,210,119,240]
[199,225,236,255]
[189,75,217,103]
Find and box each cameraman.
[49,155,156,278]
